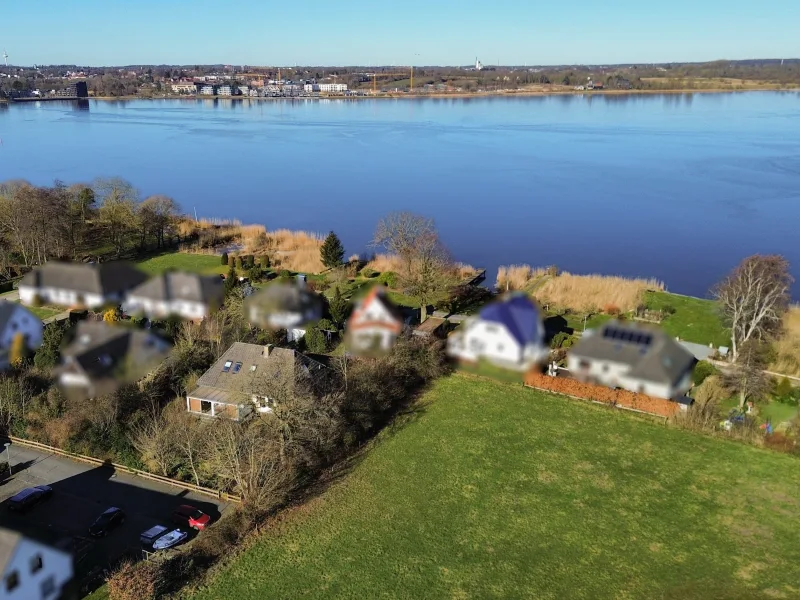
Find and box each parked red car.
[172,505,211,530]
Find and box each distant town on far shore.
[2,57,799,101]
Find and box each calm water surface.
[1,93,799,297]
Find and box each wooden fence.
[2,435,241,503]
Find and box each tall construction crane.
[367,70,414,93]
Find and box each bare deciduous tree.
[723,341,772,408]
[372,212,456,320]
[96,178,139,257]
[129,408,176,476]
[163,401,206,486]
[204,419,293,507]
[713,254,793,362]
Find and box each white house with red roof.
[345,287,404,355]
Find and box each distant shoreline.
[81,85,799,102]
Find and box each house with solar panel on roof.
[567,320,697,400]
[446,293,549,371]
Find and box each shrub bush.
[107,560,164,600]
[524,372,680,418]
[359,267,378,279]
[662,304,677,316]
[304,327,328,353]
[220,252,228,265]
[259,255,270,268]
[550,332,570,349]
[235,256,243,270]
[278,269,291,279]
[376,271,398,288]
[692,360,718,386]
[244,255,255,268]
[246,266,262,282]
[227,254,236,267]
[693,375,730,407]
[603,304,621,315]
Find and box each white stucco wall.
[350,328,397,352]
[567,354,687,399]
[126,296,208,320]
[19,286,104,309]
[1,537,72,600]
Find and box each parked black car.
[7,485,53,512]
[88,507,126,537]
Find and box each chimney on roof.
[263,344,273,357]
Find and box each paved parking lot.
[0,443,230,590]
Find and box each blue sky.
[4,0,799,66]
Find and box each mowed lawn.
[192,374,800,600]
[645,291,731,347]
[135,252,227,276]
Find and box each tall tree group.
[0,177,181,272]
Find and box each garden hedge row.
[524,372,681,418]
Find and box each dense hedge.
[524,372,681,418]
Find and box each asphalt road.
[0,443,229,591]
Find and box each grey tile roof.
[571,320,697,385]
[191,342,324,403]
[245,284,323,317]
[20,261,149,296]
[59,321,172,386]
[128,272,224,304]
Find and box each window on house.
[602,364,609,373]
[579,360,590,370]
[222,361,232,372]
[497,344,504,352]
[30,554,43,573]
[5,571,19,592]
[232,362,242,374]
[40,575,56,598]
[200,400,212,414]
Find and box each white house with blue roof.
[447,293,549,371]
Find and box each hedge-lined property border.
[523,372,682,418]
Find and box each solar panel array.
[602,326,653,347]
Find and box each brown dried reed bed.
[534,272,664,313]
[366,254,477,280]
[244,227,325,273]
[771,306,800,377]
[496,264,547,291]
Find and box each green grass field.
[645,291,730,347]
[135,252,227,276]
[191,374,800,600]
[28,306,63,320]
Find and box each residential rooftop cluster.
[172,78,353,98]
